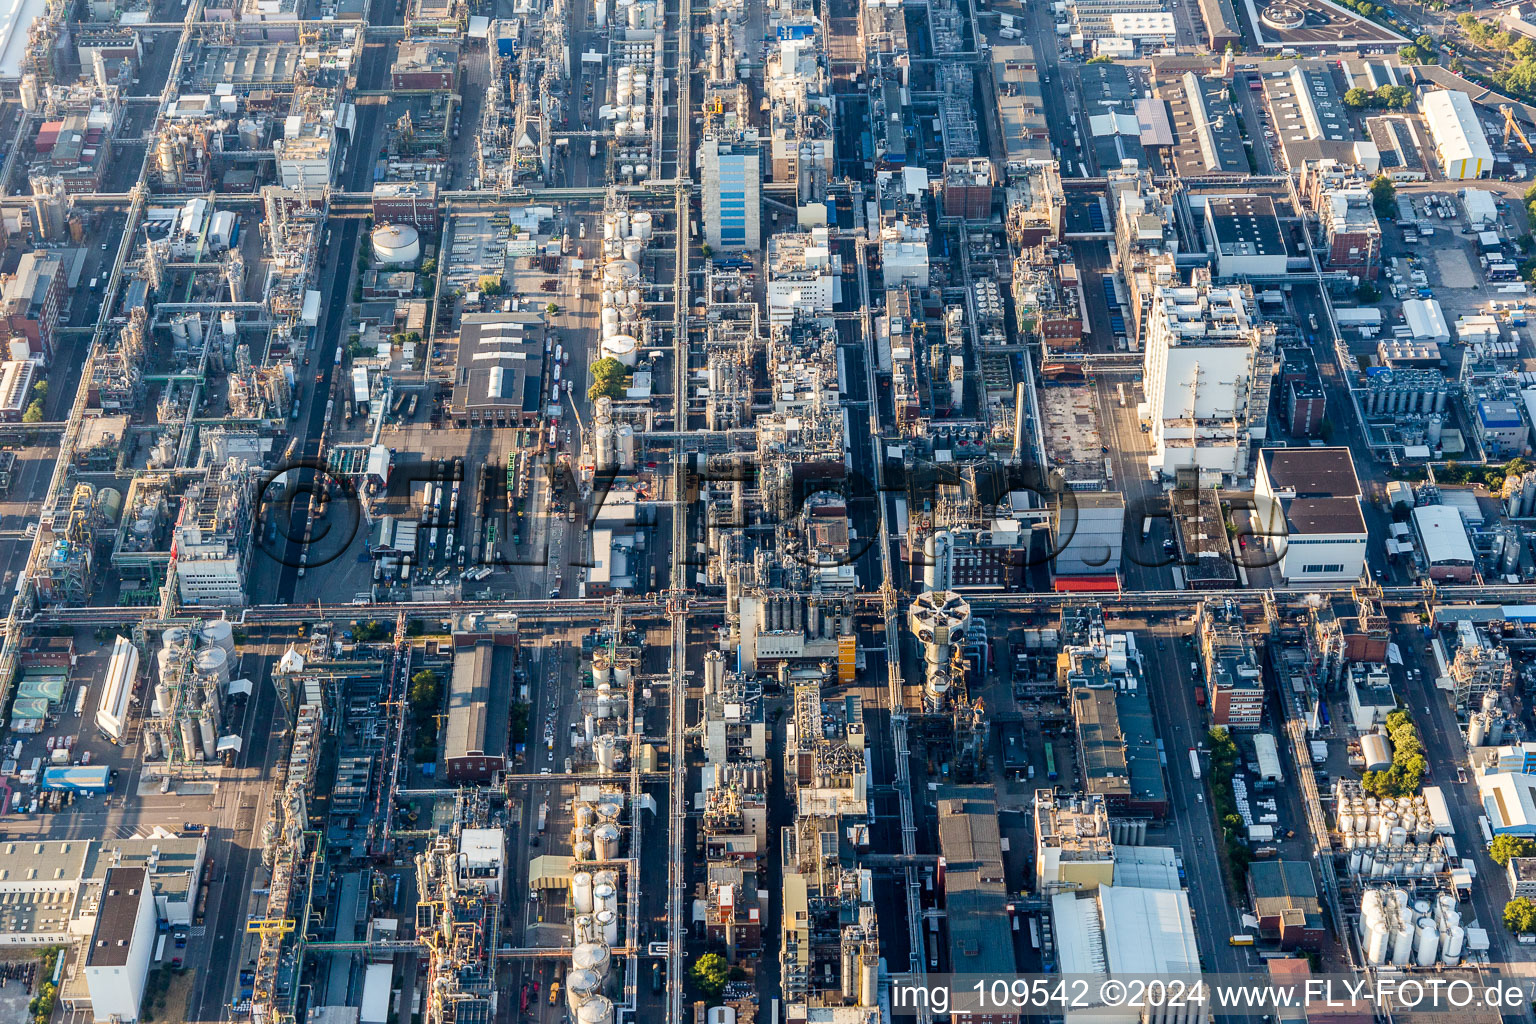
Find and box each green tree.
[1370,175,1397,219]
[22,401,42,423]
[1399,44,1426,64]
[477,274,504,296]
[588,356,630,403]
[409,669,441,724]
[1491,834,1536,866]
[1086,53,1115,63]
[1507,897,1536,934]
[1357,281,1381,303]
[1344,87,1371,107]
[546,302,559,315]
[421,256,437,275]
[689,953,730,998]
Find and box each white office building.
[1142,271,1274,482]
[700,131,762,251]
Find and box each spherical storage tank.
[372,223,421,266]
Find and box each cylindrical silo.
[195,646,230,685]
[573,943,611,980]
[567,968,602,1011]
[595,908,619,945]
[594,881,618,915]
[572,871,595,913]
[200,619,237,658]
[1415,919,1439,966]
[1443,926,1464,964]
[577,996,614,1024]
[594,822,621,860]
[199,714,217,760]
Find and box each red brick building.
[390,39,460,91]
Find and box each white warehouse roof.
[1053,884,1201,976]
[1412,505,1475,566]
[1402,297,1450,342]
[1478,772,1536,836]
[1422,90,1493,173]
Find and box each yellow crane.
[1503,105,1533,154]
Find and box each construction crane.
[1503,105,1533,154]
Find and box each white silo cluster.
[599,35,659,180]
[1359,888,1465,968]
[147,621,243,763]
[1467,689,1511,747]
[907,591,970,712]
[590,396,637,473]
[571,790,626,864]
[596,205,653,368]
[587,648,635,719]
[567,861,622,1024]
[1334,781,1450,880]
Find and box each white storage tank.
[577,996,614,1024]
[573,942,611,980]
[372,223,421,265]
[631,211,653,240]
[200,619,237,658]
[601,335,639,368]
[572,871,595,913]
[594,821,621,860]
[195,646,230,684]
[593,881,618,915]
[595,908,620,945]
[567,968,602,1010]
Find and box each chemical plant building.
[1151,65,1248,176]
[936,788,1015,981]
[1253,447,1368,583]
[1204,196,1288,278]
[444,640,512,782]
[1246,860,1325,950]
[449,312,549,427]
[1421,90,1493,180]
[1141,271,1274,482]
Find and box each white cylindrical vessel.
[577,996,614,1024]
[567,969,602,1011]
[573,943,611,980]
[572,871,595,913]
[595,908,619,945]
[594,822,621,860]
[594,881,618,915]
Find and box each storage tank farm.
[585,199,654,476]
[143,620,245,766]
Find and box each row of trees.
[1207,727,1254,881]
[1343,84,1413,110]
[1455,13,1536,101]
[1360,709,1427,797]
